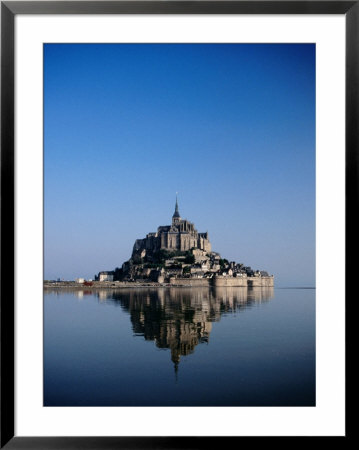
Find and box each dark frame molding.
[1,1,355,448]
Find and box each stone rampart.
[213,276,247,287]
[169,277,210,287]
[170,276,274,288]
[247,276,274,287]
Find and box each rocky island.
[94,198,274,288]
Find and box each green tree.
[184,254,195,264]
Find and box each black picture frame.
[1,1,354,447]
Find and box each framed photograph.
[1,1,353,447]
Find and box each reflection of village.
[49,286,273,372]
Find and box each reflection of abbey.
[96,198,274,288]
[133,197,211,256]
[90,286,274,372]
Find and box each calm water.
[44,287,315,406]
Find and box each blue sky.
[44,44,315,286]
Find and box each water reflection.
[49,286,273,372]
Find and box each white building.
[99,272,114,282]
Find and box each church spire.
[173,193,180,219]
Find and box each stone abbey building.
[132,197,211,258]
[94,197,273,287]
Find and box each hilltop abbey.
[132,197,211,258]
[94,198,274,288]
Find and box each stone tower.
[172,195,181,226]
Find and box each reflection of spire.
[174,361,179,383]
[171,346,180,383]
[171,348,180,364]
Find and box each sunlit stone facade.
[132,198,211,258]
